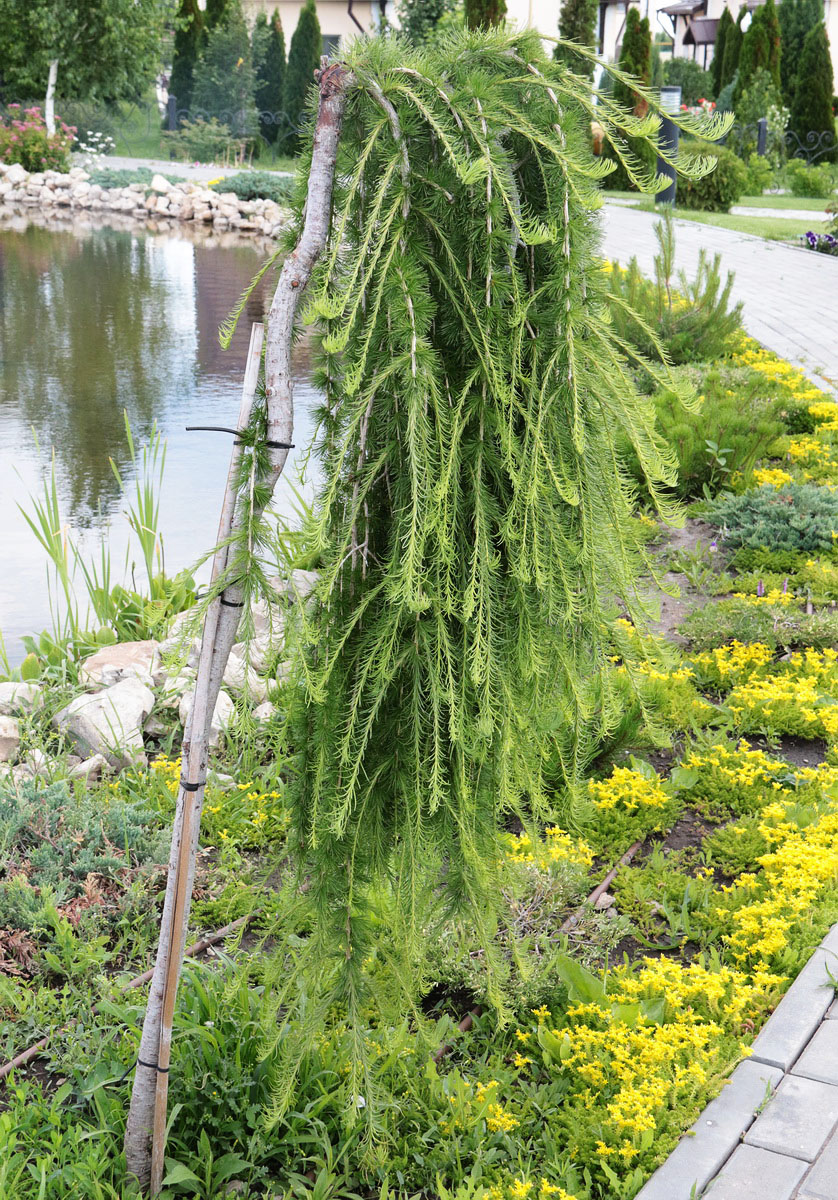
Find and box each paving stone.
[633,1061,783,1200]
[744,1075,838,1161]
[749,948,838,1071]
[793,1021,838,1086]
[707,1144,806,1199]
[797,1126,838,1199]
[826,998,838,1021]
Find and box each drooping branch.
[122,59,351,1196]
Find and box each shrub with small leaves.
[677,140,748,212]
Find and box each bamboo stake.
[147,323,264,1195]
[124,61,351,1193]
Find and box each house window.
[322,34,340,56]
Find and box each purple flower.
[757,579,765,597]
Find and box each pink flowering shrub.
[0,106,75,172]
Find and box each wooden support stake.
[124,60,351,1193]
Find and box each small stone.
[150,174,171,194]
[594,891,614,909]
[0,715,21,763]
[253,701,275,723]
[22,748,49,778]
[67,753,109,783]
[4,163,27,186]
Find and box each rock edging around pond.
[0,161,291,238]
[0,568,320,788]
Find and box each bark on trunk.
[123,59,350,1194]
[45,59,59,137]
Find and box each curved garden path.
[600,203,838,398]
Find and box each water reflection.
[0,214,321,662]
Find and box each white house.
[659,0,838,83]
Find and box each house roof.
[683,16,720,43]
[660,1,704,15]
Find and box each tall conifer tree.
[253,8,286,143]
[790,22,836,156]
[170,0,203,112]
[735,0,781,101]
[779,0,823,107]
[720,7,745,92]
[555,0,599,79]
[713,6,734,96]
[192,1,258,137]
[282,0,321,154]
[464,0,507,29]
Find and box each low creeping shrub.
[705,483,838,555]
[209,170,293,204]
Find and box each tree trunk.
[45,59,59,137]
[123,59,351,1195]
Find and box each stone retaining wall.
[0,162,290,238]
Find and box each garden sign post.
[123,59,351,1195]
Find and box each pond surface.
[0,215,321,663]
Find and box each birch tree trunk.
[45,59,59,137]
[123,60,351,1195]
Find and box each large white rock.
[79,640,160,688]
[4,163,27,186]
[53,679,154,770]
[179,688,233,749]
[271,569,320,604]
[223,649,268,704]
[150,174,172,194]
[0,715,21,763]
[0,681,43,715]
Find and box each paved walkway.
[600,203,838,395]
[604,196,828,221]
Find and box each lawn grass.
[604,188,833,211]
[607,192,824,241]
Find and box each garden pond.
[0,213,320,662]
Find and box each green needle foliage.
[713,6,735,96]
[252,8,286,144]
[170,0,204,113]
[239,29,730,1125]
[555,0,599,80]
[282,0,321,155]
[790,23,836,158]
[734,0,781,103]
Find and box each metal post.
[656,85,681,206]
[757,117,768,157]
[167,95,178,132]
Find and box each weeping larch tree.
[124,29,728,1191]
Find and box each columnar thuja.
[124,31,727,1191]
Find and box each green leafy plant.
[163,116,236,162]
[785,158,836,198]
